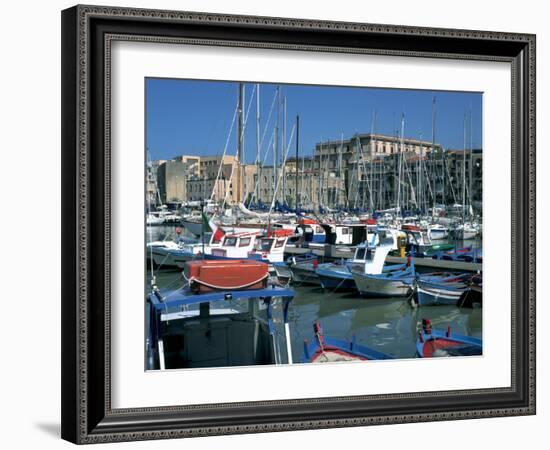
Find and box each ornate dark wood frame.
[61,4,536,444]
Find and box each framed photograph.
[61,4,536,444]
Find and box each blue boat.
[416,319,482,357]
[352,259,415,297]
[315,260,355,290]
[414,272,471,306]
[315,231,396,291]
[431,246,482,263]
[302,322,393,363]
[147,285,295,370]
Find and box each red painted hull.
[185,260,269,293]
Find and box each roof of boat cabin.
[148,286,295,309]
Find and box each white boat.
[427,224,449,241]
[453,223,478,240]
[350,238,415,297]
[352,265,415,297]
[247,231,292,263]
[146,213,165,226]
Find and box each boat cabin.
[320,223,377,246]
[291,222,326,244]
[350,233,394,275]
[147,286,295,370]
[210,232,261,259]
[401,226,432,253]
[248,233,290,263]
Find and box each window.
[223,237,237,247]
[239,237,251,247]
[355,248,366,260]
[260,239,273,251]
[275,239,286,248]
[341,227,349,235]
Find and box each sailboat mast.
[462,113,467,223]
[369,110,376,212]
[295,115,300,210]
[282,96,287,205]
[256,83,261,203]
[396,114,405,216]
[275,86,281,202]
[468,107,474,217]
[236,83,244,203]
[431,97,436,218]
[338,132,343,208]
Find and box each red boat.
[184,260,269,293]
[401,224,421,232]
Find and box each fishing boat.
[352,257,415,297]
[288,254,322,285]
[247,229,293,264]
[431,246,482,263]
[289,218,326,245]
[301,322,393,363]
[457,277,483,307]
[315,259,356,290]
[415,272,472,306]
[427,223,449,240]
[416,319,482,357]
[208,230,263,259]
[315,232,395,291]
[146,260,295,369]
[401,224,433,255]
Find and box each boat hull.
[416,329,482,357]
[428,229,449,240]
[148,246,196,269]
[290,265,321,285]
[273,262,292,280]
[181,219,205,236]
[416,283,465,306]
[302,336,393,363]
[352,271,413,297]
[316,264,356,290]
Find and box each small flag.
[203,212,225,242]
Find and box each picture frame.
[61,4,536,444]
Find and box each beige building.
[185,155,258,205]
[156,156,200,203]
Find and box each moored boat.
[414,272,473,306]
[302,322,393,363]
[289,255,322,285]
[427,223,449,240]
[416,319,482,357]
[352,258,415,297]
[147,260,296,369]
[315,231,395,291]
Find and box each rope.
[210,102,239,202]
[189,273,268,291]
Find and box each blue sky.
[146,78,482,163]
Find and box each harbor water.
[146,225,482,364]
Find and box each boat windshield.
[239,237,251,247]
[259,239,274,251]
[274,238,286,248]
[223,237,237,246]
[355,247,374,261]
